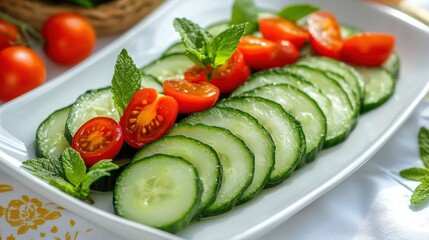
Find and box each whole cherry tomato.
[120,88,179,149]
[341,33,395,66]
[0,46,46,102]
[307,11,343,59]
[72,117,123,167]
[210,50,251,94]
[238,36,300,71]
[0,19,22,51]
[259,16,309,48]
[42,12,96,65]
[163,80,220,114]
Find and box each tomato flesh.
[259,16,309,48]
[0,46,46,102]
[42,12,96,65]
[307,11,343,59]
[163,80,220,114]
[0,19,22,51]
[120,88,178,149]
[238,36,299,71]
[72,117,123,167]
[341,33,395,66]
[184,65,209,83]
[210,50,251,94]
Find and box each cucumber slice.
[244,84,327,164]
[340,24,361,38]
[140,53,194,83]
[284,65,357,146]
[353,66,395,112]
[298,56,364,109]
[114,154,202,233]
[162,42,186,56]
[167,123,254,217]
[36,105,71,159]
[133,135,222,215]
[65,87,120,142]
[382,52,400,80]
[140,73,163,93]
[182,107,274,203]
[217,97,305,186]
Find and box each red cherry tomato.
[238,36,299,71]
[210,50,251,94]
[0,19,22,51]
[42,12,96,65]
[307,11,343,59]
[120,88,179,149]
[184,65,209,83]
[72,117,123,167]
[163,80,220,114]
[259,16,309,48]
[0,46,46,102]
[341,33,395,66]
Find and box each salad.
[22,0,399,234]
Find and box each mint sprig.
[231,0,258,35]
[111,49,142,116]
[400,127,429,205]
[22,148,119,203]
[277,4,319,22]
[173,18,247,71]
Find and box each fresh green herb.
[22,148,119,203]
[174,18,247,73]
[230,0,258,35]
[400,127,429,205]
[277,4,320,22]
[111,49,142,116]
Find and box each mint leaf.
[80,170,111,196]
[400,168,429,182]
[231,0,258,35]
[277,4,320,22]
[111,49,142,116]
[411,182,429,205]
[209,23,247,68]
[49,178,84,200]
[22,158,65,181]
[418,127,429,168]
[89,160,119,172]
[60,148,86,187]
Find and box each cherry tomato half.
[72,117,123,167]
[0,46,46,102]
[184,64,209,83]
[163,80,220,114]
[42,12,96,65]
[341,33,395,67]
[0,19,22,51]
[307,11,343,59]
[259,16,309,48]
[210,50,251,94]
[120,88,179,149]
[238,36,299,71]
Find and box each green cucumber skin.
[36,105,71,159]
[114,154,202,233]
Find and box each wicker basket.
[0,0,164,35]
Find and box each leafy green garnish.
[22,148,119,203]
[174,18,247,71]
[111,49,142,116]
[400,127,429,206]
[230,0,258,35]
[277,4,320,22]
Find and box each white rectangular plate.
[1,0,429,239]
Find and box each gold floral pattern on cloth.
[0,183,94,240]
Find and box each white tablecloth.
[2,1,429,239]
